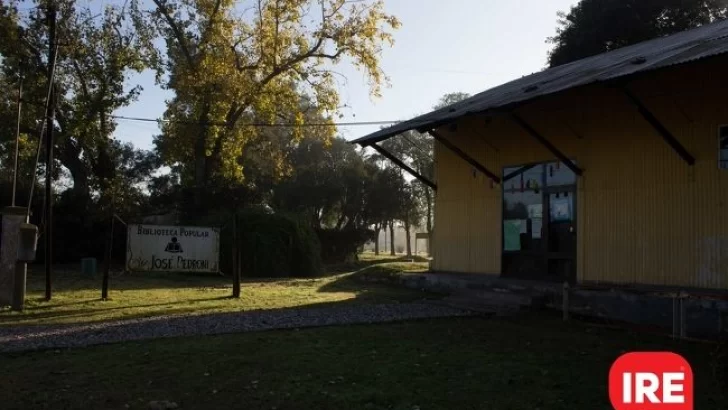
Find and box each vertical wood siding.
[431,57,728,289]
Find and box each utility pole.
[11,68,22,207]
[44,1,56,301]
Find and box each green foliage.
[272,136,371,230]
[434,92,471,110]
[375,92,470,237]
[0,0,157,202]
[363,164,402,227]
[548,0,728,67]
[234,209,322,278]
[143,0,400,205]
[316,228,375,264]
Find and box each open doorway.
[501,161,577,282]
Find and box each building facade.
[431,57,728,289]
[355,21,728,291]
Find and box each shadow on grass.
[2,257,431,328]
[317,261,435,304]
[0,296,233,325]
[23,270,232,293]
[325,254,429,275]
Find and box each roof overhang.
[352,19,728,146]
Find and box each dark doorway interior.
[501,161,577,282]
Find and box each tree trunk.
[374,224,380,255]
[404,218,412,257]
[58,139,91,201]
[193,106,212,209]
[389,221,395,256]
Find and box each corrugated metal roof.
[352,19,728,145]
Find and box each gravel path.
[0,302,472,353]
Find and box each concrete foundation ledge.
[356,269,728,338]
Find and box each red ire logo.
[609,352,693,410]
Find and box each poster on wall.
[503,220,523,251]
[527,204,543,219]
[126,224,220,272]
[550,197,573,222]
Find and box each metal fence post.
[232,212,241,298]
[101,210,114,300]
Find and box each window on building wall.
[720,126,728,169]
[546,161,577,186]
[503,165,545,253]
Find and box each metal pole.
[44,2,56,301]
[232,212,241,298]
[11,70,23,207]
[101,211,114,300]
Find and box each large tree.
[272,136,369,230]
[548,0,728,67]
[364,162,402,255]
[0,0,158,203]
[143,0,400,208]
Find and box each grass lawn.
[1,313,725,409]
[0,255,429,326]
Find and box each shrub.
[317,228,376,264]
[233,209,322,277]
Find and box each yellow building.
[354,21,728,291]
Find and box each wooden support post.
[101,211,114,300]
[232,212,241,298]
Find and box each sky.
[112,0,579,151]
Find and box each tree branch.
[151,0,196,69]
[229,34,328,124]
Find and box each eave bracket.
[366,143,437,191]
[509,113,583,176]
[429,130,501,184]
[622,88,695,166]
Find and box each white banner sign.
[126,224,220,272]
